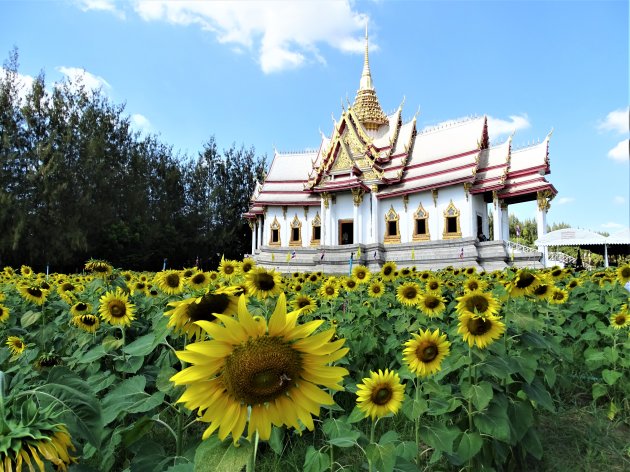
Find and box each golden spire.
[352,23,388,131]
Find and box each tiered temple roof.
[246,33,556,217]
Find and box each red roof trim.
[255,200,321,206]
[476,163,508,173]
[377,176,473,200]
[506,165,547,178]
[386,148,478,173]
[265,179,309,184]
[498,183,556,199]
[398,162,477,184]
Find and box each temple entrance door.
[339,220,354,245]
[476,214,484,240]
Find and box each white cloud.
[601,222,625,229]
[487,114,531,139]
[56,67,111,92]
[613,196,626,205]
[74,0,126,19]
[1,68,35,102]
[131,113,151,133]
[555,197,574,205]
[608,139,629,162]
[131,0,368,73]
[597,107,629,134]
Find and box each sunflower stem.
[175,406,184,460]
[467,346,474,471]
[414,378,421,467]
[247,431,259,472]
[368,419,376,472]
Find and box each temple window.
[311,212,321,246]
[413,202,430,241]
[442,200,462,239]
[384,205,401,244]
[269,216,281,246]
[289,214,302,246]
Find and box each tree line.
[0,49,266,272]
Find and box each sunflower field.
[0,259,628,472]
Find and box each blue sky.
[2,0,628,232]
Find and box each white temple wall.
[405,191,434,241]
[471,194,489,239]
[331,193,354,245]
[263,206,283,246]
[434,186,469,237]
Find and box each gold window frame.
[289,214,302,247]
[442,200,462,239]
[310,212,321,246]
[412,202,430,241]
[269,216,281,246]
[384,205,401,244]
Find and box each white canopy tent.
[535,227,630,268]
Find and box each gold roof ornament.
[351,24,388,131]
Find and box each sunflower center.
[372,285,381,294]
[347,280,356,288]
[82,315,97,326]
[242,263,253,273]
[253,273,276,291]
[224,265,235,275]
[424,296,440,309]
[467,317,491,336]
[416,341,438,362]
[403,287,417,299]
[466,295,489,314]
[468,281,479,291]
[552,291,565,301]
[614,314,626,325]
[298,299,310,308]
[188,294,231,322]
[61,283,75,291]
[383,267,392,276]
[27,287,43,297]
[621,268,630,278]
[191,274,206,284]
[109,301,126,318]
[429,282,438,290]
[516,272,535,288]
[222,336,303,405]
[533,285,549,296]
[356,271,366,280]
[76,302,88,310]
[552,269,562,277]
[166,274,181,288]
[325,286,335,295]
[372,386,393,406]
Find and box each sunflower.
[403,328,451,377]
[319,279,340,300]
[165,288,239,340]
[98,287,135,326]
[70,301,91,317]
[380,261,397,281]
[71,314,100,333]
[610,306,629,329]
[367,280,385,298]
[307,273,320,284]
[0,421,76,472]
[532,281,554,301]
[156,270,185,295]
[549,288,569,304]
[244,268,283,299]
[6,336,26,358]
[218,258,240,280]
[424,277,443,294]
[356,369,405,420]
[130,280,148,296]
[352,265,371,284]
[549,266,566,281]
[455,290,501,318]
[292,283,303,293]
[396,282,422,307]
[464,267,476,276]
[84,259,113,278]
[57,281,82,303]
[170,293,349,444]
[290,294,318,315]
[0,304,9,323]
[241,257,256,274]
[417,293,447,318]
[187,271,210,290]
[463,276,487,293]
[508,269,541,297]
[0,291,5,302]
[18,285,49,305]
[35,353,63,369]
[400,268,412,277]
[457,313,506,349]
[20,264,34,277]
[566,278,582,290]
[342,277,359,292]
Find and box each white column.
[353,203,359,244]
[370,189,379,243]
[401,197,408,243]
[501,205,509,242]
[536,199,548,267]
[320,198,326,247]
[493,198,503,241]
[250,221,256,254]
[328,198,334,245]
[303,209,309,247]
[259,217,264,248]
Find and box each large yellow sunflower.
[342,277,359,292]
[367,280,385,298]
[71,314,100,333]
[170,293,349,444]
[424,277,443,294]
[244,268,283,299]
[610,305,629,329]
[396,282,422,307]
[70,301,92,317]
[356,369,405,420]
[155,270,185,295]
[549,288,569,305]
[218,258,240,280]
[290,294,318,315]
[98,287,135,326]
[6,336,26,358]
[403,329,451,377]
[352,265,371,284]
[18,285,49,305]
[616,264,630,285]
[20,264,34,277]
[457,313,506,349]
[84,259,113,278]
[241,257,256,274]
[319,279,340,300]
[508,269,541,297]
[455,290,501,318]
[463,277,488,293]
[188,271,211,290]
[417,293,447,318]
[380,261,397,282]
[0,304,9,323]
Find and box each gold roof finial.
[352,21,388,131]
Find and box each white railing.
[548,251,593,271]
[504,240,539,254]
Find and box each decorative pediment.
[290,214,302,228]
[385,205,399,222]
[414,202,428,219]
[444,200,460,218]
[312,212,321,226]
[270,216,281,230]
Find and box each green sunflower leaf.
[123,332,156,357]
[193,436,251,472]
[303,445,331,472]
[455,431,483,463]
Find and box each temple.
[244,31,557,273]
